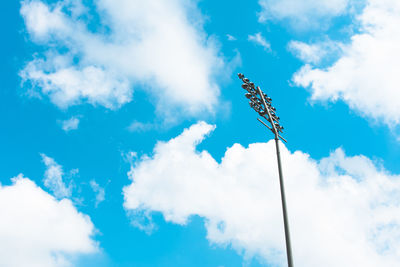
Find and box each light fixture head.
[272,115,280,121]
[275,124,284,133]
[238,73,244,79]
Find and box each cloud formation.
[124,122,400,267]
[90,180,105,207]
[61,117,79,132]
[258,0,351,29]
[248,32,271,52]
[292,0,400,127]
[20,0,225,119]
[0,175,97,267]
[41,154,72,199]
[288,40,341,64]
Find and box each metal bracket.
[257,118,287,143]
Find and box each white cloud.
[61,117,79,132]
[288,40,342,64]
[89,180,105,207]
[21,61,132,110]
[20,0,225,118]
[123,122,400,267]
[293,0,400,127]
[258,0,351,29]
[0,175,97,267]
[248,32,271,51]
[41,154,71,199]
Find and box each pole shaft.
[274,137,294,267]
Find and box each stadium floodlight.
[238,73,294,267]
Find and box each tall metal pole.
[274,137,294,267]
[238,73,294,267]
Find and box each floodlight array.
[238,73,286,141]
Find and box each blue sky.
[1,0,400,266]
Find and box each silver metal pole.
[274,137,294,267]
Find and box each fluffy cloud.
[20,0,225,118]
[61,117,79,132]
[288,40,341,64]
[41,154,72,199]
[258,0,351,28]
[21,61,131,109]
[124,122,400,267]
[0,175,97,267]
[293,0,400,127]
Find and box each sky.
[1,0,400,266]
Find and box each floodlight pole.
[274,136,294,267]
[238,73,293,267]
